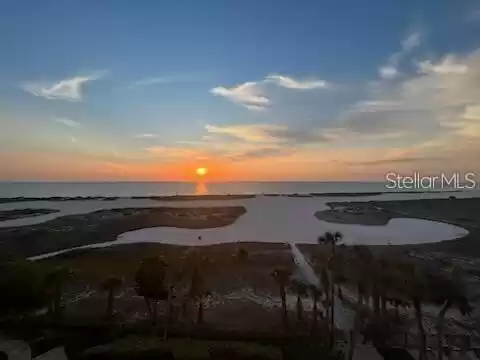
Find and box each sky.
[1,0,479,181]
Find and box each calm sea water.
[0,181,396,198]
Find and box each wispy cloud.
[70,136,78,143]
[401,31,421,52]
[124,77,175,90]
[378,30,421,79]
[344,49,480,145]
[416,55,468,75]
[132,133,157,139]
[228,147,293,161]
[22,71,105,102]
[210,82,269,110]
[349,156,443,166]
[54,117,81,128]
[463,105,480,120]
[378,66,398,80]
[142,122,329,165]
[145,146,199,159]
[143,141,294,163]
[265,74,329,89]
[205,124,280,142]
[205,123,328,144]
[210,74,330,110]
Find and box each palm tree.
[272,267,291,330]
[164,284,174,340]
[135,257,168,325]
[44,266,74,321]
[392,260,428,360]
[100,276,123,320]
[188,266,208,324]
[317,231,343,254]
[333,231,343,250]
[428,267,472,360]
[290,280,308,321]
[309,285,322,330]
[317,231,344,349]
[390,298,406,321]
[185,253,211,325]
[346,247,372,360]
[376,257,396,316]
[313,249,333,343]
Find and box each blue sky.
[1,0,479,181]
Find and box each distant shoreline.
[0,190,461,203]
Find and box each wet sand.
[0,208,58,221]
[0,206,246,258]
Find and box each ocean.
[0,181,395,198]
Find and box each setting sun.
[196,167,208,176]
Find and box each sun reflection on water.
[195,182,208,195]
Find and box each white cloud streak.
[210,82,269,110]
[378,65,399,80]
[205,123,328,144]
[205,123,282,142]
[124,77,174,90]
[378,31,421,80]
[54,118,81,128]
[210,74,329,110]
[22,71,104,102]
[132,133,157,139]
[266,74,328,89]
[417,55,468,75]
[401,31,421,52]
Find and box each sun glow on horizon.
[196,167,208,177]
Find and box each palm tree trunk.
[197,297,204,324]
[330,240,336,346]
[325,289,330,327]
[321,268,330,327]
[348,294,364,360]
[381,294,387,315]
[296,295,303,321]
[436,300,452,360]
[54,284,62,320]
[144,297,153,319]
[181,297,188,323]
[164,286,173,340]
[329,281,335,349]
[105,288,114,319]
[413,299,426,360]
[152,301,158,325]
[372,286,380,316]
[279,284,288,330]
